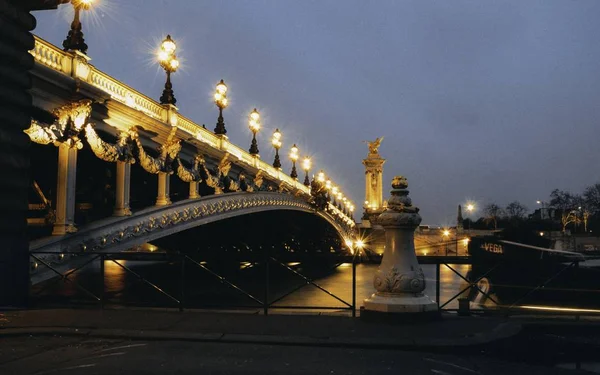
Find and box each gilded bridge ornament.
[176,154,204,182]
[84,124,135,163]
[131,129,181,174]
[24,99,93,149]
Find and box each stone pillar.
[189,181,199,199]
[363,176,438,317]
[363,150,385,216]
[114,161,132,216]
[156,172,171,206]
[52,143,78,235]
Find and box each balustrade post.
[114,161,132,216]
[52,143,78,235]
[156,172,171,206]
[189,181,199,199]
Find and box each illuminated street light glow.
[272,129,282,168]
[214,79,228,135]
[317,170,325,183]
[63,0,95,53]
[289,144,299,179]
[302,156,311,186]
[442,229,450,237]
[158,35,179,105]
[248,108,261,155]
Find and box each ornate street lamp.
[214,79,228,135]
[271,129,282,168]
[302,156,311,186]
[317,170,325,183]
[289,144,299,179]
[62,0,94,54]
[157,35,180,105]
[248,108,260,155]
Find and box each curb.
[0,322,522,349]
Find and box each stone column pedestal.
[114,161,132,216]
[53,143,78,235]
[155,172,171,206]
[363,176,438,318]
[189,181,199,199]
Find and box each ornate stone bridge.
[26,36,357,282]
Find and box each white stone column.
[156,172,171,206]
[189,181,199,199]
[114,161,132,216]
[52,143,78,235]
[363,176,438,316]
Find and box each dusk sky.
[33,1,600,225]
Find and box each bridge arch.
[30,191,354,262]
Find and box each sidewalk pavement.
[0,308,525,349]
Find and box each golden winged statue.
[364,137,384,155]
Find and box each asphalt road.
[0,336,583,375]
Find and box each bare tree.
[483,203,503,229]
[505,201,527,220]
[550,189,580,232]
[584,183,600,214]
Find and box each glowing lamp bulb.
[216,80,227,94]
[169,59,179,70]
[161,36,176,54]
[302,157,311,171]
[317,171,325,182]
[250,109,260,122]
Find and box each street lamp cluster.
[311,169,356,217]
[60,10,357,219]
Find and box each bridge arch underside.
[152,209,347,262]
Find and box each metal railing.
[29,249,600,318]
[29,250,358,316]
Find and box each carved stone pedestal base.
[363,293,437,314]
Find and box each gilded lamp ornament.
[302,156,311,186]
[213,80,228,135]
[158,35,180,105]
[248,108,260,155]
[62,0,94,54]
[289,144,299,179]
[271,128,282,169]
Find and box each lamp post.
[62,0,94,54]
[248,108,260,155]
[290,144,299,179]
[214,80,228,135]
[157,35,179,105]
[317,170,325,183]
[442,229,450,256]
[271,129,282,169]
[302,156,311,186]
[466,203,475,233]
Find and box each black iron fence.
[29,250,358,316]
[29,252,600,318]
